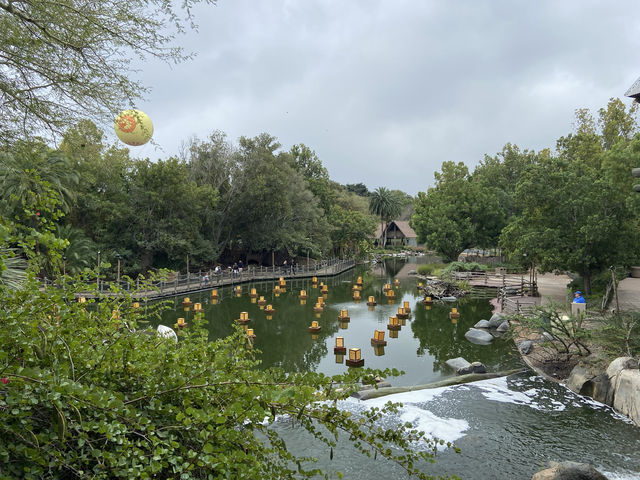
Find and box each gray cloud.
[132,0,640,195]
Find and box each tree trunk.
[582,268,592,295]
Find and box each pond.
[158,258,640,479]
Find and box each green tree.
[345,182,370,197]
[289,144,335,213]
[0,0,215,143]
[231,134,331,258]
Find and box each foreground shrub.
[0,275,456,479]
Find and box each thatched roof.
[389,220,417,239]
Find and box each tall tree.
[368,187,401,247]
[0,0,215,143]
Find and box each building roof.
[625,76,640,100]
[390,220,417,239]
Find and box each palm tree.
[369,187,401,247]
[57,224,97,275]
[0,247,27,290]
[0,144,79,217]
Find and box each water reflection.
[160,263,522,385]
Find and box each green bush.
[0,273,454,479]
[417,263,446,275]
[441,261,488,275]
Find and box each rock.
[407,270,417,275]
[474,319,490,328]
[488,312,506,328]
[517,340,533,355]
[457,361,487,375]
[606,357,638,380]
[566,361,612,405]
[446,357,471,370]
[612,369,640,427]
[464,328,494,345]
[496,320,510,332]
[531,461,610,480]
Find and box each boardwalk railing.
[43,258,356,300]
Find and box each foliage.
[511,304,591,358]
[0,274,456,479]
[0,0,215,143]
[410,161,506,262]
[416,263,446,276]
[440,262,487,275]
[596,312,640,358]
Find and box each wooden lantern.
[366,296,377,307]
[346,348,364,367]
[308,321,321,333]
[387,316,401,331]
[371,329,387,346]
[449,307,460,319]
[334,336,346,354]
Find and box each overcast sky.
[131,0,640,196]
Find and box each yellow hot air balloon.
[114,109,153,146]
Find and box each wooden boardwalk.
[56,259,356,301]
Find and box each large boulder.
[474,319,490,328]
[488,312,506,328]
[531,461,609,480]
[464,328,494,344]
[457,361,487,375]
[611,368,640,427]
[566,362,612,404]
[496,320,510,332]
[445,357,471,370]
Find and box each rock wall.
[566,356,640,426]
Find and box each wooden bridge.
[45,258,356,301]
[451,271,540,316]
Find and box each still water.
[160,259,640,479]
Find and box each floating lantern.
[264,304,275,315]
[338,309,350,322]
[279,277,286,287]
[449,308,460,319]
[371,329,387,346]
[423,296,432,306]
[78,296,86,304]
[237,311,250,325]
[346,348,364,367]
[257,296,266,306]
[132,301,140,309]
[313,302,324,313]
[273,285,281,296]
[234,286,242,297]
[356,276,363,286]
[211,289,219,300]
[111,309,120,319]
[246,328,256,340]
[387,316,401,331]
[383,283,391,292]
[386,289,396,300]
[321,284,328,294]
[308,321,321,333]
[249,288,258,298]
[353,290,361,301]
[396,307,409,319]
[366,296,377,307]
[114,109,153,146]
[394,278,400,286]
[334,336,346,354]
[417,282,423,289]
[403,301,411,313]
[317,296,325,306]
[175,317,187,328]
[193,302,203,313]
[352,284,361,292]
[299,289,308,300]
[182,297,192,307]
[312,276,318,285]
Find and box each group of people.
[201,258,299,283]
